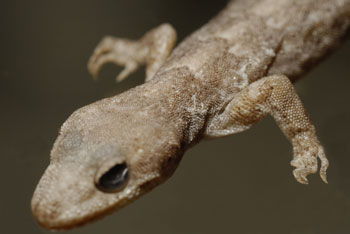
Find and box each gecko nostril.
[96,162,129,193]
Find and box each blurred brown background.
[1,0,350,233]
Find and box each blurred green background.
[1,0,350,233]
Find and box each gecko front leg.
[88,23,177,82]
[206,75,329,184]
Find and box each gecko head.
[31,100,183,230]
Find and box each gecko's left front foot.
[88,23,177,82]
[291,133,329,184]
[205,74,329,184]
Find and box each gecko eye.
[96,162,129,193]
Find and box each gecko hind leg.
[88,23,177,82]
[205,74,329,184]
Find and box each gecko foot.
[290,134,329,184]
[87,36,141,81]
[87,23,177,82]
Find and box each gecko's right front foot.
[88,36,142,82]
[88,23,177,82]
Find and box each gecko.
[31,0,350,230]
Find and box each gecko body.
[32,0,350,229]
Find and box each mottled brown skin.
[32,0,350,230]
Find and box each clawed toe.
[292,167,316,185]
[318,146,329,183]
[290,144,328,184]
[87,24,177,83]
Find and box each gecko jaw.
[31,162,161,230]
[32,181,142,230]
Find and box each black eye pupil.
[97,162,129,192]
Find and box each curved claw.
[87,36,117,80]
[115,63,138,82]
[318,146,329,184]
[293,168,311,185]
